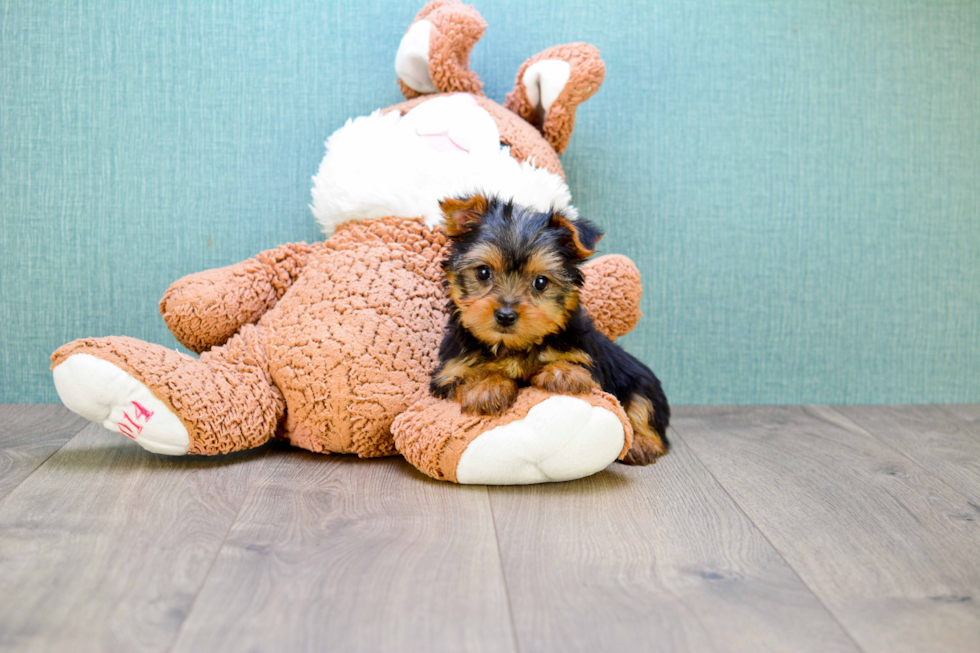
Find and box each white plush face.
[397,92,500,157]
[310,93,577,235]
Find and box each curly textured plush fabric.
[260,217,449,457]
[392,387,632,482]
[579,254,643,341]
[397,0,486,100]
[52,221,643,460]
[160,242,320,354]
[504,43,606,154]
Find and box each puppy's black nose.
[494,307,518,327]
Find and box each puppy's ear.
[550,212,603,259]
[440,195,488,237]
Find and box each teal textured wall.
[2,0,978,405]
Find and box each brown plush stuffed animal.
[51,0,647,484]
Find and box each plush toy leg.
[51,325,284,455]
[392,388,632,485]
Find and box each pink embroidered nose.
[452,92,479,107]
[419,133,467,154]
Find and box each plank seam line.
[487,486,522,653]
[164,447,272,653]
[0,412,91,510]
[669,422,870,653]
[822,405,980,505]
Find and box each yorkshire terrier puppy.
[430,195,670,465]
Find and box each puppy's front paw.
[531,362,595,395]
[619,433,668,466]
[459,374,518,416]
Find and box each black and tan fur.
[431,195,670,465]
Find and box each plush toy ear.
[550,211,603,260]
[440,195,488,237]
[504,43,605,154]
[395,0,486,99]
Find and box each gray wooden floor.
[1,404,979,653]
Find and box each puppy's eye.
[533,276,550,291]
[475,265,492,281]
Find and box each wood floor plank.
[0,424,270,653]
[169,445,516,653]
[943,404,980,428]
[487,432,860,653]
[833,405,980,501]
[0,404,90,503]
[674,405,980,653]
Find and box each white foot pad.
[53,354,190,455]
[455,396,624,485]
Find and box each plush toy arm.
[579,254,642,341]
[395,0,486,98]
[160,242,320,353]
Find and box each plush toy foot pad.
[456,396,625,485]
[53,354,190,455]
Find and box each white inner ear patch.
[395,20,437,94]
[522,59,571,122]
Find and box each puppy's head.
[439,195,603,350]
